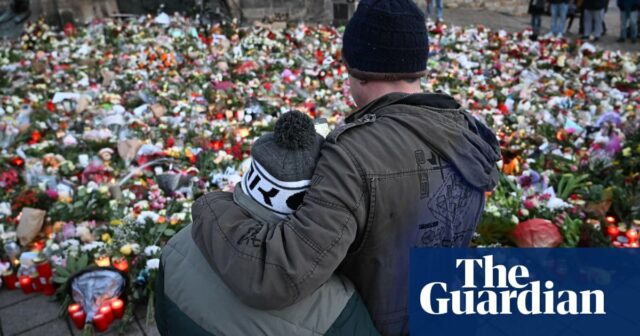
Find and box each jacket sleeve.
[191,141,366,310]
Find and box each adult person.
[616,0,639,42]
[549,0,571,38]
[583,0,608,40]
[425,0,443,22]
[529,0,547,40]
[567,0,585,35]
[191,0,501,335]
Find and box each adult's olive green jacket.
[192,92,501,335]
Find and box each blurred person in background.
[0,0,30,24]
[583,0,608,41]
[549,0,570,38]
[616,0,639,42]
[566,0,585,35]
[426,0,443,23]
[529,0,547,40]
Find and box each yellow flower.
[110,219,123,226]
[101,233,111,242]
[622,147,632,157]
[120,244,132,256]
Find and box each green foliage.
[560,216,581,247]
[555,174,589,200]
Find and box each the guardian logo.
[420,255,606,316]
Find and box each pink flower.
[523,199,537,209]
[46,189,59,200]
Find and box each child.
[156,111,378,336]
[529,0,547,40]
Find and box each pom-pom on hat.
[342,0,429,81]
[242,111,324,216]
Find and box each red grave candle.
[35,256,53,278]
[19,275,32,294]
[626,229,639,243]
[30,273,42,292]
[68,303,82,315]
[112,258,129,273]
[111,299,125,319]
[99,305,114,324]
[42,277,56,296]
[92,313,110,332]
[70,310,86,329]
[2,270,18,290]
[607,225,619,239]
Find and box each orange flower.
[502,157,521,175]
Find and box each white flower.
[76,226,91,238]
[0,202,11,217]
[62,134,78,147]
[61,239,80,248]
[546,197,571,211]
[86,181,99,193]
[145,258,160,270]
[136,211,159,224]
[145,245,161,257]
[511,215,519,225]
[80,241,105,252]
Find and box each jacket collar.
[233,186,283,225]
[346,92,462,123]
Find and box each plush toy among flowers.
[0,11,639,333]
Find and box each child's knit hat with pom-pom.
[241,110,324,216]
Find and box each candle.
[95,255,111,267]
[35,256,53,278]
[92,313,110,332]
[111,299,125,319]
[607,225,619,239]
[629,242,639,248]
[68,303,82,314]
[2,270,18,290]
[33,240,45,251]
[19,275,33,294]
[112,258,129,273]
[626,229,638,243]
[99,305,114,324]
[31,273,43,292]
[70,310,86,329]
[605,216,616,225]
[42,277,56,296]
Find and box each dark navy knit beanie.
[342,0,429,81]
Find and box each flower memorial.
[0,13,638,332]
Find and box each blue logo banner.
[409,248,640,336]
